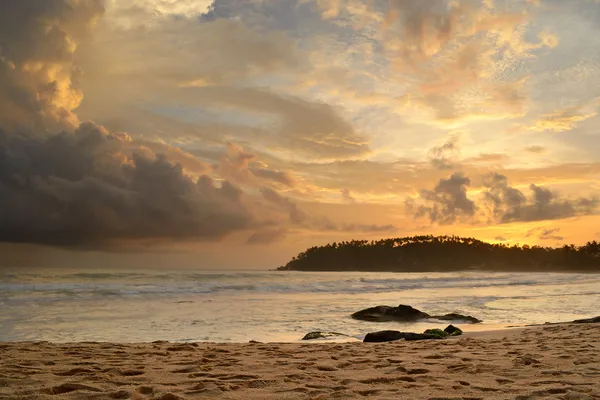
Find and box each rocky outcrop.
[433,313,481,324]
[351,304,481,324]
[573,316,600,324]
[363,330,404,342]
[443,325,463,336]
[423,328,448,338]
[363,330,444,343]
[363,324,465,343]
[351,305,430,322]
[302,331,349,340]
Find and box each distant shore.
[278,235,600,273]
[2,321,599,399]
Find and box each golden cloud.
[528,104,599,132]
[0,0,105,133]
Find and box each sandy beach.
[1,323,599,400]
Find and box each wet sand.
[1,323,599,400]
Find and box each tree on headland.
[277,235,600,272]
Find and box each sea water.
[1,268,599,343]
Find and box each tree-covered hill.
[277,235,600,272]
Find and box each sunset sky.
[2,0,600,269]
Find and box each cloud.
[525,227,564,242]
[214,143,258,185]
[527,104,598,132]
[407,172,476,224]
[338,223,396,233]
[215,143,297,187]
[259,186,396,233]
[246,228,287,245]
[88,12,302,87]
[524,145,546,154]
[383,1,545,124]
[109,0,214,21]
[310,215,397,233]
[428,135,460,169]
[180,86,370,160]
[134,140,210,176]
[468,153,509,164]
[482,173,528,221]
[0,0,104,133]
[77,9,357,160]
[260,187,308,224]
[409,171,598,227]
[482,173,598,223]
[250,167,296,187]
[0,123,256,247]
[340,188,356,203]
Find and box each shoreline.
[0,323,541,345]
[0,318,595,345]
[2,321,599,399]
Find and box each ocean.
[1,268,599,343]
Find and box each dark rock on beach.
[432,313,482,324]
[363,330,405,342]
[351,304,430,322]
[363,330,443,343]
[443,325,463,336]
[302,331,349,340]
[423,328,448,338]
[351,304,482,324]
[402,332,444,341]
[573,316,600,324]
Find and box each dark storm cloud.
[260,187,307,224]
[0,0,270,248]
[482,173,527,221]
[0,123,254,247]
[407,172,476,224]
[411,171,598,226]
[482,173,598,223]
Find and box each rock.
[363,330,443,342]
[423,328,448,338]
[363,330,405,342]
[351,304,481,323]
[444,325,463,336]
[573,316,600,324]
[431,313,482,324]
[402,332,443,341]
[351,304,431,322]
[302,331,349,340]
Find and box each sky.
[1,0,600,269]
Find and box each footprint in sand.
[53,367,95,376]
[407,368,430,375]
[43,383,103,395]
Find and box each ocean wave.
[1,270,599,307]
[2,277,599,302]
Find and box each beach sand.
[1,323,599,400]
